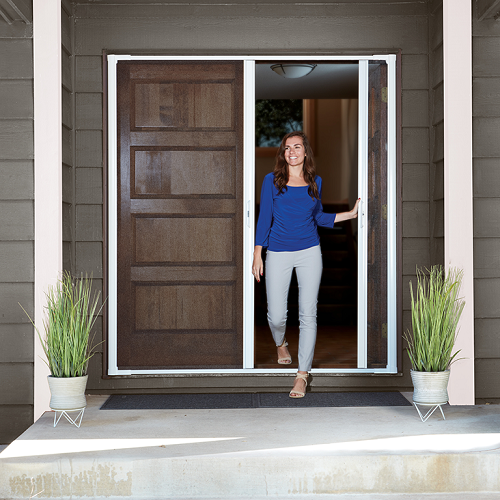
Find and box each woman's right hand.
[252,246,264,282]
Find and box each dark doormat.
[100,392,412,410]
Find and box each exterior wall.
[0,8,34,442]
[62,0,75,273]
[65,0,431,393]
[429,0,444,267]
[472,3,500,403]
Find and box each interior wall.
[68,0,430,394]
[0,5,34,443]
[315,99,358,205]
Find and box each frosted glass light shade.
[270,64,317,79]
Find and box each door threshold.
[109,368,397,376]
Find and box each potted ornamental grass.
[23,272,102,411]
[404,266,465,405]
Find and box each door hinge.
[382,323,387,339]
[382,204,387,220]
[381,87,388,103]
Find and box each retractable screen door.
[366,60,388,368]
[116,61,244,369]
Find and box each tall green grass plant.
[404,266,465,372]
[23,272,102,377]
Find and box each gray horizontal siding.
[0,39,32,79]
[428,0,443,270]
[0,241,33,282]
[76,168,103,205]
[0,18,34,444]
[75,2,429,19]
[75,56,102,93]
[474,75,500,406]
[0,201,33,240]
[0,161,33,200]
[403,164,429,201]
[0,363,33,404]
[74,11,428,56]
[401,54,428,90]
[402,238,431,275]
[76,130,102,167]
[0,324,33,363]
[62,2,75,276]
[0,283,33,324]
[474,158,500,197]
[402,128,429,164]
[0,120,33,159]
[0,405,33,444]
[76,242,103,277]
[0,80,33,118]
[475,318,500,358]
[402,91,428,127]
[76,93,102,130]
[476,359,500,399]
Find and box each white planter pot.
[48,375,88,410]
[411,370,450,405]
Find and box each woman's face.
[284,136,306,168]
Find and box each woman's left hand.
[351,198,360,218]
[335,198,361,223]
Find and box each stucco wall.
[472,3,500,403]
[0,6,34,443]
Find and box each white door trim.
[107,54,397,375]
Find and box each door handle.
[359,200,365,228]
[246,201,251,228]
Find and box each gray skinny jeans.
[265,245,323,372]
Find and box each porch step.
[2,396,500,499]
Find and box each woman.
[252,131,359,398]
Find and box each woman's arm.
[335,198,360,223]
[253,175,274,282]
[255,175,274,247]
[252,246,263,282]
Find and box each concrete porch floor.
[1,394,500,499]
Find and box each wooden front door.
[116,61,244,370]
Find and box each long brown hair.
[273,131,319,199]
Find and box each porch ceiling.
[0,0,30,24]
[256,62,358,99]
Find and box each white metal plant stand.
[413,402,446,422]
[52,408,85,428]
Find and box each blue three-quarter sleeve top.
[255,173,336,252]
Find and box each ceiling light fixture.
[270,63,317,79]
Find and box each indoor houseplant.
[404,266,465,405]
[24,272,102,411]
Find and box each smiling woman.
[252,131,360,398]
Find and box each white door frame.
[107,54,397,375]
